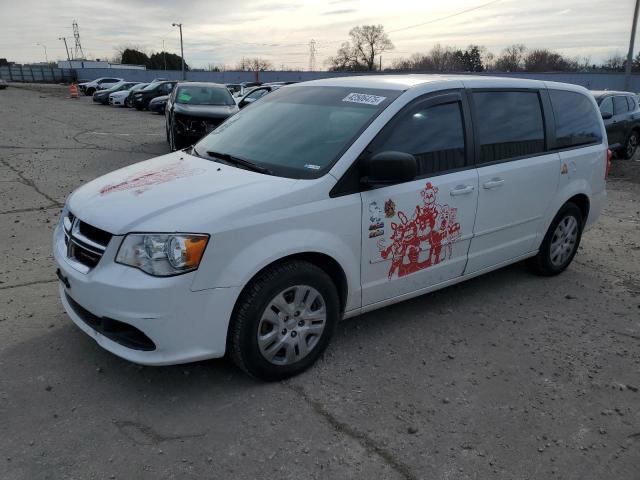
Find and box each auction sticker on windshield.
[342,92,386,106]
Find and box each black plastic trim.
[65,292,156,351]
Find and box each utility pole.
[162,39,167,70]
[380,56,382,71]
[58,37,71,61]
[308,39,317,72]
[625,0,640,90]
[36,43,48,63]
[172,23,185,80]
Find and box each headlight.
[116,233,209,276]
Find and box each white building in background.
[57,60,146,70]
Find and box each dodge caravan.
[53,75,609,380]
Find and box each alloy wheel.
[257,285,327,366]
[550,215,578,267]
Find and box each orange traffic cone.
[69,82,79,99]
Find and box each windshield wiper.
[205,150,272,175]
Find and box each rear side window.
[473,91,545,164]
[627,95,637,111]
[369,100,466,175]
[614,96,629,114]
[549,90,603,149]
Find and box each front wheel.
[527,203,583,276]
[228,260,339,380]
[622,130,638,159]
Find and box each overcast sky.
[0,0,637,69]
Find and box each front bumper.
[110,96,125,106]
[53,224,240,365]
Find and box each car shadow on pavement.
[2,260,551,397]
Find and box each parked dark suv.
[132,81,177,110]
[165,82,239,150]
[593,90,640,158]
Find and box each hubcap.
[627,134,638,158]
[257,285,327,366]
[550,215,578,267]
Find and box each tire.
[229,260,339,381]
[621,130,639,159]
[86,87,95,96]
[527,202,583,276]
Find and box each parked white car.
[78,77,124,96]
[54,75,609,380]
[109,83,148,107]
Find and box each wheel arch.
[234,251,349,315]
[566,193,590,225]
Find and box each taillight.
[605,149,613,179]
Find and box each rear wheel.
[229,260,339,380]
[86,87,95,96]
[527,202,583,276]
[622,130,639,159]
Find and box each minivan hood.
[67,151,297,235]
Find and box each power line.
[389,0,502,33]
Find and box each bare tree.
[494,44,526,72]
[523,49,576,72]
[235,57,273,71]
[602,53,625,71]
[328,25,393,71]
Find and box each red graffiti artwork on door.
[377,182,461,279]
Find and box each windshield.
[176,85,235,106]
[193,86,400,179]
[143,82,164,91]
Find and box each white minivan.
[54,75,610,380]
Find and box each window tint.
[369,100,466,175]
[600,97,613,116]
[550,90,602,149]
[247,89,268,100]
[473,91,545,163]
[614,96,629,114]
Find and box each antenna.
[72,20,85,60]
[308,39,317,72]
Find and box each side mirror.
[601,111,613,120]
[363,151,418,185]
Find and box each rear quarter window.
[549,90,603,149]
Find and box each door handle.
[450,185,475,196]
[483,178,505,189]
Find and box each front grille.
[65,292,156,351]
[176,114,224,136]
[63,212,112,271]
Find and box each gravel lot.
[1,83,639,480]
